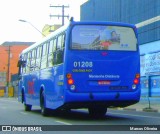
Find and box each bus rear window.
[71,25,137,51]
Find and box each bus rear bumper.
[63,90,140,108]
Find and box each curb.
[142,108,159,113]
[110,107,159,113]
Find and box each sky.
[0,0,88,44]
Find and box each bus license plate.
[109,86,128,90]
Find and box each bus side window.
[53,38,57,52]
[53,38,57,65]
[41,43,48,69]
[26,52,31,73]
[48,39,54,67]
[35,46,42,70]
[57,35,62,50]
[62,33,65,48]
[22,54,27,73]
[55,33,65,64]
[18,55,23,76]
[30,49,36,71]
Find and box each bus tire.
[24,104,32,111]
[88,106,107,118]
[22,90,32,111]
[40,91,50,116]
[22,90,24,103]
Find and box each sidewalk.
[123,97,160,113]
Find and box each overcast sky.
[0,0,87,44]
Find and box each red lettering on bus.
[28,81,34,94]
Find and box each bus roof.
[71,21,135,28]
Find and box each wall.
[0,44,30,87]
[80,0,160,44]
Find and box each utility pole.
[50,5,69,26]
[5,45,11,97]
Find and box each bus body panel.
[64,52,140,107]
[64,89,140,108]
[40,65,65,109]
[65,51,140,93]
[18,65,65,109]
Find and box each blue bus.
[18,19,140,117]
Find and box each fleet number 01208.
[73,61,93,68]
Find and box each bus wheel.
[22,90,24,103]
[40,91,50,116]
[22,91,32,111]
[88,106,107,118]
[24,104,32,111]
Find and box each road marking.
[108,112,160,119]
[55,121,72,125]
[20,112,28,115]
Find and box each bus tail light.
[135,73,140,79]
[132,73,140,90]
[133,78,139,84]
[68,79,74,85]
[66,73,76,91]
[133,73,140,85]
[66,73,72,79]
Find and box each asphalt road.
[0,97,160,134]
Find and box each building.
[0,41,34,88]
[42,24,61,37]
[81,0,160,97]
[81,0,160,45]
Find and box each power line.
[50,5,69,26]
